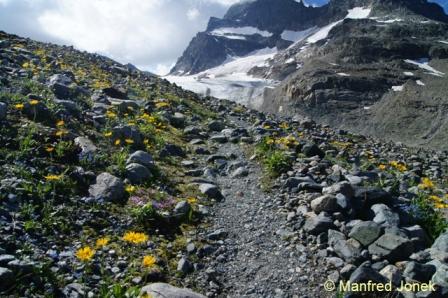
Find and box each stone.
[431,231,448,253]
[353,187,392,210]
[7,259,34,274]
[349,221,382,246]
[368,232,415,262]
[0,267,14,291]
[112,125,142,146]
[127,151,155,169]
[0,102,7,120]
[380,265,402,285]
[323,181,354,198]
[310,195,338,213]
[140,283,205,298]
[207,229,228,240]
[328,229,346,247]
[207,120,225,132]
[303,213,335,235]
[54,99,80,115]
[403,261,436,282]
[431,264,448,287]
[48,74,74,99]
[126,163,152,184]
[199,184,222,200]
[333,239,363,263]
[231,167,249,178]
[177,257,193,274]
[74,137,97,161]
[89,173,126,203]
[302,142,324,158]
[371,204,400,227]
[210,134,227,143]
[170,112,186,128]
[0,254,16,266]
[173,201,191,217]
[284,176,315,189]
[349,264,389,284]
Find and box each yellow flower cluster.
[265,135,299,147]
[125,185,136,194]
[44,174,63,181]
[76,246,95,262]
[142,255,157,268]
[428,195,448,209]
[389,161,407,172]
[106,110,117,119]
[155,101,170,109]
[122,231,148,244]
[95,237,110,248]
[419,177,435,190]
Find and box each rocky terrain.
[1,29,448,298]
[169,0,448,150]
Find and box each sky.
[0,0,447,75]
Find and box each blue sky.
[0,0,446,74]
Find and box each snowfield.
[210,26,272,38]
[404,58,445,77]
[166,48,278,108]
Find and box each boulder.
[368,232,415,262]
[88,173,126,203]
[403,261,436,282]
[333,238,363,263]
[349,221,382,246]
[310,195,338,213]
[304,213,335,235]
[371,204,400,227]
[127,151,155,169]
[126,163,152,184]
[140,283,205,298]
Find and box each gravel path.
[194,118,332,298]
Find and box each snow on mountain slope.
[307,7,371,43]
[166,47,278,107]
[210,26,273,38]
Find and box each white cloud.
[187,7,200,20]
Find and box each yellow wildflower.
[44,174,63,181]
[143,139,149,145]
[378,164,387,171]
[15,103,24,110]
[142,255,157,268]
[106,111,117,119]
[46,146,55,153]
[55,130,67,137]
[265,138,275,145]
[127,121,136,126]
[56,120,65,127]
[125,139,134,145]
[419,177,435,190]
[187,197,197,204]
[29,99,39,105]
[429,195,443,203]
[263,124,271,129]
[95,237,110,248]
[279,122,289,129]
[104,131,112,137]
[76,246,95,262]
[114,139,121,146]
[389,161,407,172]
[155,102,170,109]
[434,203,448,209]
[122,231,148,244]
[125,185,136,194]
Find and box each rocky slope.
[1,30,448,298]
[169,0,448,150]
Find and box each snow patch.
[392,85,404,92]
[346,7,372,19]
[438,40,448,45]
[165,47,278,107]
[403,72,414,76]
[376,18,402,23]
[416,80,425,86]
[404,58,445,77]
[337,72,350,76]
[211,26,272,38]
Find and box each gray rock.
[403,261,436,282]
[74,137,97,161]
[303,213,335,235]
[349,264,389,284]
[112,125,143,146]
[333,239,362,263]
[0,254,16,266]
[210,134,227,143]
[371,204,400,227]
[199,183,222,200]
[160,144,185,158]
[140,282,205,298]
[431,263,448,287]
[207,120,225,132]
[173,201,191,217]
[0,102,7,120]
[0,267,14,291]
[323,181,354,198]
[207,229,228,240]
[368,232,415,262]
[186,243,196,254]
[302,142,324,158]
[127,150,155,169]
[310,195,338,213]
[48,74,74,99]
[177,257,193,274]
[380,264,402,285]
[328,229,346,247]
[88,173,126,203]
[284,176,315,189]
[431,231,448,253]
[349,221,382,246]
[126,163,152,184]
[54,99,80,115]
[7,259,34,273]
[231,167,249,178]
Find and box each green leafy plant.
[411,193,448,241]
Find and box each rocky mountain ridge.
[168,0,448,150]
